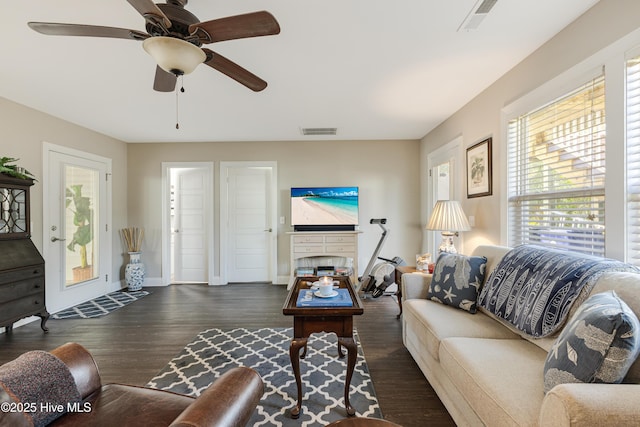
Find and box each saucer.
[314,290,338,298]
[310,281,338,290]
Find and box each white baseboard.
[138,277,225,286]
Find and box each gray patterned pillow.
[427,253,487,313]
[544,291,640,393]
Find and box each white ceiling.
[0,0,599,143]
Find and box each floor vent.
[301,127,338,136]
[458,0,498,31]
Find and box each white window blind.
[626,56,640,265]
[507,74,606,256]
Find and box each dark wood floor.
[0,284,455,427]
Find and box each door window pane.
[64,165,99,286]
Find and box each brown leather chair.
[0,342,264,427]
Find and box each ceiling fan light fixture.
[143,36,205,76]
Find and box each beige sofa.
[401,245,640,426]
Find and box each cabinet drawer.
[294,245,324,254]
[0,295,44,322]
[325,235,356,244]
[0,279,44,304]
[0,266,44,285]
[293,236,324,244]
[326,244,356,253]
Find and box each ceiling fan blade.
[202,48,267,92]
[153,66,177,92]
[127,0,172,29]
[28,22,148,40]
[190,11,280,44]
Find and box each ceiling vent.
[458,0,498,32]
[301,127,337,136]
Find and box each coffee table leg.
[289,337,307,419]
[338,336,357,416]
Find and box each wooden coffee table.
[282,276,364,418]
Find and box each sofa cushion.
[440,337,547,426]
[403,299,518,362]
[50,384,195,426]
[544,291,640,393]
[427,253,487,313]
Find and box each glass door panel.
[64,165,99,287]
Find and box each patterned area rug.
[51,290,150,319]
[147,327,382,426]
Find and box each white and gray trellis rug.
[51,290,150,319]
[146,327,382,426]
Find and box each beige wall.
[0,95,420,287]
[127,139,421,282]
[0,96,128,286]
[420,0,640,255]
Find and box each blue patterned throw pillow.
[478,245,638,337]
[427,253,487,313]
[543,291,640,393]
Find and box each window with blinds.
[626,56,640,265]
[507,74,606,256]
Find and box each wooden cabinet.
[287,231,360,289]
[0,239,48,332]
[0,174,49,333]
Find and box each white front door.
[43,144,111,313]
[220,162,277,283]
[172,167,208,283]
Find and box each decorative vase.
[125,252,145,291]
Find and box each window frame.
[500,32,635,261]
[505,74,606,256]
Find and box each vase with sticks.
[121,227,145,291]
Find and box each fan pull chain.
[175,76,186,130]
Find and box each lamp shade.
[142,36,206,76]
[426,200,471,232]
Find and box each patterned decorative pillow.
[427,253,487,313]
[478,244,638,338]
[543,291,640,393]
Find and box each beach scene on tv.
[291,187,359,225]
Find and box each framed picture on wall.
[466,137,492,198]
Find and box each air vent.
[301,127,337,136]
[458,0,498,31]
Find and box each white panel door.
[173,168,208,282]
[44,145,111,313]
[226,166,273,282]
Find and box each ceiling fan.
[28,0,280,92]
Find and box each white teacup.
[317,276,337,296]
[318,282,335,296]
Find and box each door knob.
[264,228,273,232]
[51,236,66,242]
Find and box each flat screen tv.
[291,186,359,231]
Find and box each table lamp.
[426,200,471,254]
